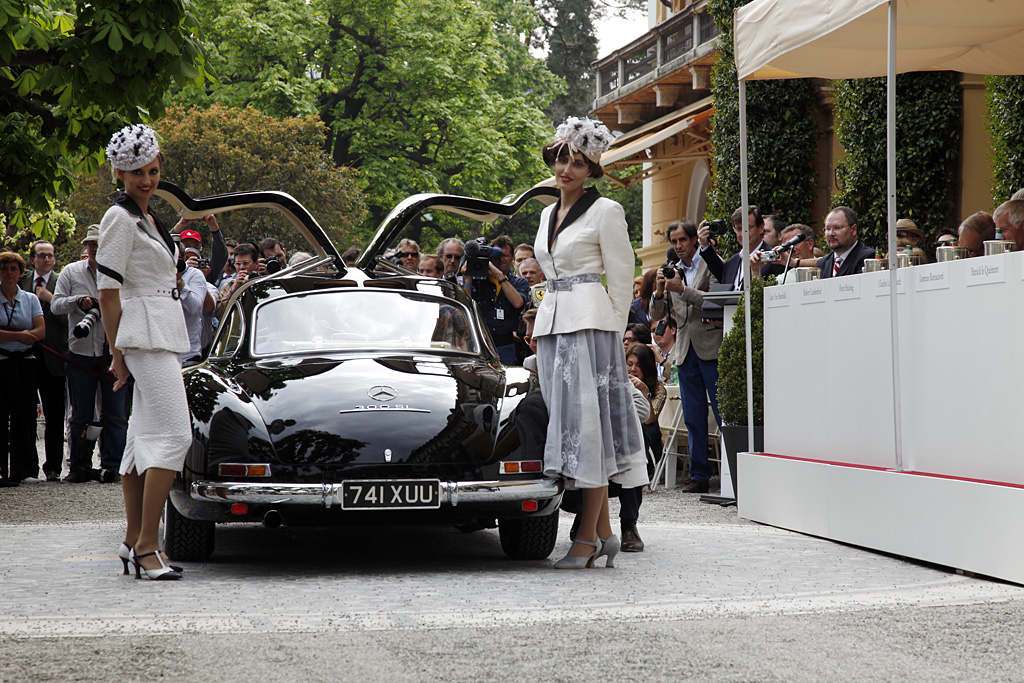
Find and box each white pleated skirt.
[119,349,192,475]
[536,330,648,490]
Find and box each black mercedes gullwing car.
[154,182,562,562]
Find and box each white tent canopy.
[728,0,1024,464]
[735,0,1024,81]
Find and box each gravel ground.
[7,431,1022,682]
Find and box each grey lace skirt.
[536,330,648,489]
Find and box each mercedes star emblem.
[368,385,398,402]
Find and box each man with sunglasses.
[437,237,464,276]
[20,240,67,482]
[395,239,420,271]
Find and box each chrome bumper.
[191,478,561,508]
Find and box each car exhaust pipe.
[262,509,284,528]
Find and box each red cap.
[180,229,202,244]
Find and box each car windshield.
[252,290,479,356]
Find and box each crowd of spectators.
[7,189,1023,493]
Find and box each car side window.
[213,305,244,357]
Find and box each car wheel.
[498,512,559,560]
[164,499,216,562]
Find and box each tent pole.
[739,79,753,449]
[887,0,904,472]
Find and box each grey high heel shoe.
[595,534,620,568]
[553,538,600,569]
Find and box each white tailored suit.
[96,192,192,475]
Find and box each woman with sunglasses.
[532,117,647,569]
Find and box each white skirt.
[536,330,648,489]
[120,349,192,475]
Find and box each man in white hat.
[52,225,130,482]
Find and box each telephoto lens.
[74,308,102,339]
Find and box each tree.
[0,0,208,239]
[832,72,961,250]
[532,0,646,124]
[540,0,598,123]
[706,0,819,255]
[170,0,560,232]
[68,104,368,254]
[985,75,1024,204]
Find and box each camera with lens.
[73,300,102,339]
[463,237,504,279]
[708,218,731,236]
[195,257,210,270]
[264,255,283,274]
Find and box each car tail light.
[218,463,272,477]
[231,503,248,515]
[499,460,543,475]
[522,500,538,512]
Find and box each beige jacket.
[532,195,634,337]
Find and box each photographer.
[462,235,529,366]
[51,225,129,483]
[176,215,227,285]
[258,237,288,276]
[215,243,260,319]
[649,220,723,494]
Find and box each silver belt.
[547,273,601,291]
[120,287,180,301]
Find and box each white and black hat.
[106,124,161,171]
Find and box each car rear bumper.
[191,478,561,508]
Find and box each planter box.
[721,425,763,502]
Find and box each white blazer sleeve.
[597,200,634,332]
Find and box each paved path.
[2,516,1019,639]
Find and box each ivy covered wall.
[831,72,962,251]
[706,0,819,256]
[985,75,1024,203]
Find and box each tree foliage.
[985,75,1024,204]
[706,0,819,256]
[171,0,561,230]
[0,0,208,239]
[68,104,368,254]
[832,72,961,250]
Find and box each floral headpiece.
[553,117,613,164]
[106,124,161,171]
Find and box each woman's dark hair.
[542,141,604,180]
[638,268,659,314]
[625,322,652,345]
[626,342,659,390]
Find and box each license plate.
[340,480,441,510]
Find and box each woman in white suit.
[532,118,648,569]
[98,125,192,581]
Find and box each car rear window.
[251,290,479,356]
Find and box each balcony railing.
[595,5,718,100]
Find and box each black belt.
[0,348,33,360]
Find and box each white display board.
[743,251,1024,584]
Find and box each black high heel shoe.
[131,549,182,581]
[118,543,183,575]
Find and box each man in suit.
[702,204,770,288]
[20,240,68,481]
[817,206,876,278]
[649,220,723,494]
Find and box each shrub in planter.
[717,275,775,427]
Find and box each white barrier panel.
[746,251,1024,583]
